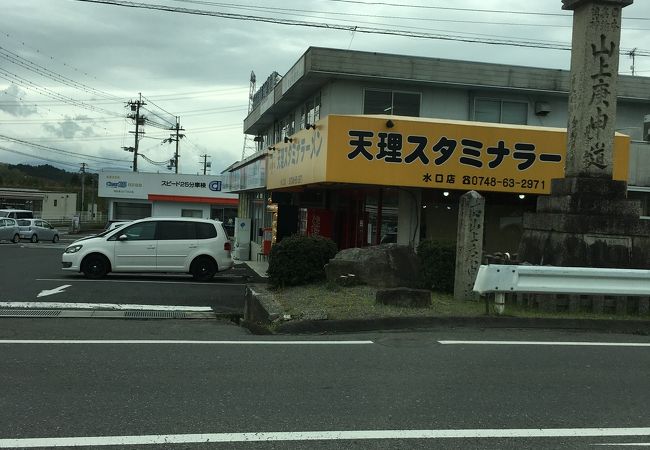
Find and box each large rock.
[324,244,420,288]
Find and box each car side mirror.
[117,234,128,241]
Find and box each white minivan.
[62,217,233,280]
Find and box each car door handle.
[189,245,198,248]
[147,246,156,250]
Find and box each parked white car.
[0,218,21,243]
[62,217,234,280]
[17,219,60,243]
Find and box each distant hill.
[0,163,96,190]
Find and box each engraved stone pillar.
[563,0,632,178]
[517,0,650,270]
[454,191,484,302]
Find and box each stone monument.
[518,0,650,269]
[454,190,484,301]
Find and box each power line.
[323,0,650,21]
[0,46,121,101]
[0,144,117,171]
[70,0,650,57]
[0,134,130,163]
[0,68,124,117]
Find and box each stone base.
[519,177,650,268]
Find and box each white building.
[0,188,77,221]
[99,171,238,235]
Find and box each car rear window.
[196,222,217,239]
[17,219,30,226]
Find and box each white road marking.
[36,285,71,298]
[37,278,246,286]
[0,302,212,312]
[1,428,650,448]
[438,340,650,347]
[593,444,650,446]
[0,339,373,345]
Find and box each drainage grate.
[0,309,61,317]
[123,310,189,319]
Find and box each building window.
[363,89,420,117]
[299,92,322,130]
[474,98,528,125]
[53,199,58,207]
[181,209,203,218]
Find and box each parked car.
[17,219,60,243]
[62,217,233,280]
[0,209,34,219]
[0,218,21,243]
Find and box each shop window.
[474,98,528,125]
[181,209,202,218]
[364,89,420,117]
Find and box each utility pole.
[164,116,184,174]
[79,163,87,216]
[124,93,145,172]
[628,48,637,76]
[199,154,211,175]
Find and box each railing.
[473,264,650,315]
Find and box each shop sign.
[326,115,629,194]
[266,125,329,189]
[99,172,235,200]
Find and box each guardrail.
[473,264,650,315]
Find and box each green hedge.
[417,240,456,293]
[268,235,338,287]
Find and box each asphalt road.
[1,321,650,449]
[0,239,248,313]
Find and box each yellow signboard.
[266,120,329,189]
[267,115,630,194]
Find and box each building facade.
[99,171,238,236]
[0,188,77,221]
[226,47,650,257]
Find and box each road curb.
[243,284,650,336]
[272,316,650,335]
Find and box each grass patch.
[273,282,483,320]
[271,282,650,322]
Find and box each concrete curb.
[273,316,650,335]
[242,284,650,336]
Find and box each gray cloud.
[42,116,97,139]
[0,84,37,116]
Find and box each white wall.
[41,193,77,220]
[152,201,210,218]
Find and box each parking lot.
[0,235,250,314]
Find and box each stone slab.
[376,288,432,308]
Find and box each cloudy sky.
[1,0,649,176]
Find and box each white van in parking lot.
[62,217,233,280]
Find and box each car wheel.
[30,234,38,243]
[52,234,59,243]
[11,234,20,243]
[191,256,217,281]
[82,254,109,279]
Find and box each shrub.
[268,235,338,287]
[417,240,456,293]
